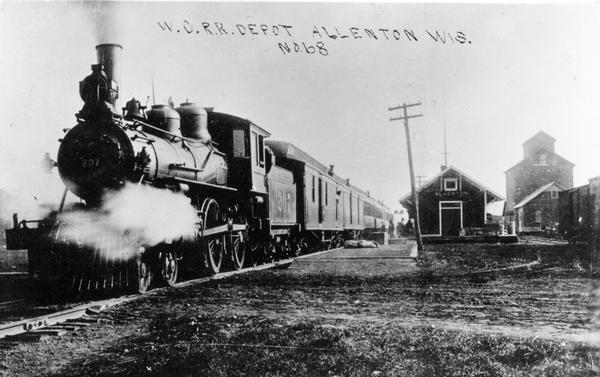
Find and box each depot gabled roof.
[399,165,504,205]
[513,182,565,209]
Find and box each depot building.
[399,166,504,237]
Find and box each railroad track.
[0,299,26,309]
[0,255,304,341]
[518,236,568,245]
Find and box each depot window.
[444,178,458,191]
[311,175,315,202]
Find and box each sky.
[0,1,599,214]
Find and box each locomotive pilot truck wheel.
[227,231,245,270]
[137,253,152,294]
[160,249,179,287]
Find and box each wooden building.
[400,166,503,237]
[514,182,564,232]
[504,131,574,231]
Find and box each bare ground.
[0,241,597,377]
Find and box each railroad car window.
[312,175,315,202]
[233,129,246,157]
[258,135,265,167]
[350,193,353,224]
[252,132,259,166]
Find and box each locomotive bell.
[176,102,211,142]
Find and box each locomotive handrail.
[130,134,155,144]
[173,177,239,192]
[169,164,203,173]
[17,220,46,229]
[11,214,47,229]
[130,119,201,144]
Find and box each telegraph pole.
[389,102,424,252]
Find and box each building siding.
[519,191,561,230]
[505,132,573,215]
[402,167,501,236]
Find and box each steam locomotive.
[5,44,393,294]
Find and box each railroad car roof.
[266,140,389,208]
[208,110,271,137]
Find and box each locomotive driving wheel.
[200,198,225,275]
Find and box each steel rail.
[0,299,26,308]
[0,295,136,339]
[0,250,343,340]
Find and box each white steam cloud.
[57,183,199,260]
[0,124,68,229]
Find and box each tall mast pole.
[389,102,424,253]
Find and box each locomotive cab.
[206,111,270,195]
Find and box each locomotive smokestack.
[95,43,122,104]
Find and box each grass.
[56,313,596,377]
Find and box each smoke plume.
[57,183,199,260]
[81,1,123,45]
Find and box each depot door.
[440,201,462,236]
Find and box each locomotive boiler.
[61,44,227,202]
[5,43,394,295]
